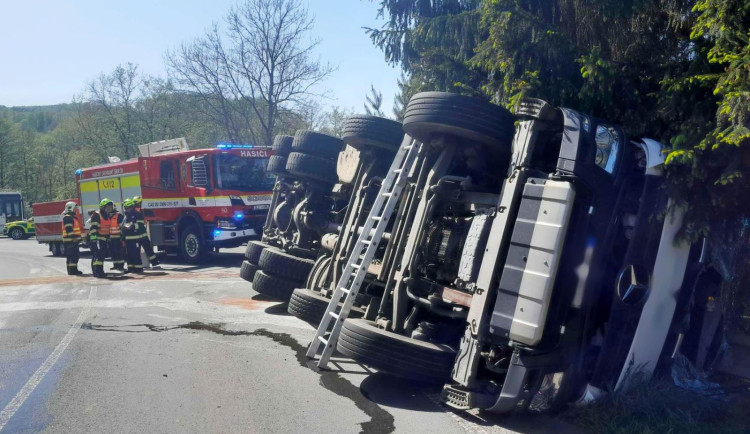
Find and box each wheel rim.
[11,229,22,240]
[184,233,200,258]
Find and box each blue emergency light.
[216,142,256,149]
[75,169,83,176]
[234,211,244,220]
[213,229,222,238]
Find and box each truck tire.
[252,270,300,301]
[267,155,288,176]
[258,248,314,281]
[272,135,294,156]
[288,288,364,325]
[51,242,64,257]
[342,115,404,152]
[285,152,338,185]
[292,130,344,160]
[245,240,273,263]
[179,224,207,264]
[240,260,260,282]
[337,318,456,383]
[403,92,515,150]
[9,227,25,240]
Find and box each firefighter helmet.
[123,198,135,208]
[133,196,142,205]
[100,198,113,208]
[64,201,76,212]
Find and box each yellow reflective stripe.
[80,181,98,192]
[121,175,140,188]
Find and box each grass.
[561,378,750,434]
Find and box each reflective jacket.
[109,212,123,238]
[62,212,81,242]
[89,211,111,241]
[133,210,148,239]
[122,210,144,241]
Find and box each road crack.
[82,321,396,433]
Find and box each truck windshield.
[213,153,275,192]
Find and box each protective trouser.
[125,237,143,272]
[138,235,159,266]
[91,239,108,278]
[64,241,80,274]
[110,238,125,270]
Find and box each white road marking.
[0,286,97,431]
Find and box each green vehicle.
[3,217,35,240]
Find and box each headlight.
[594,125,619,173]
[216,219,237,230]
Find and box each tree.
[319,106,355,138]
[364,84,385,117]
[166,0,333,146]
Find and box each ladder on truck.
[306,138,420,368]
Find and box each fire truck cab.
[76,139,275,263]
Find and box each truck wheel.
[252,270,300,301]
[288,288,364,325]
[292,130,344,160]
[240,260,260,282]
[272,135,294,156]
[337,318,456,383]
[245,240,274,263]
[403,92,515,150]
[285,152,338,185]
[258,248,314,281]
[9,227,25,240]
[49,242,61,257]
[342,115,404,152]
[179,225,206,264]
[267,155,288,176]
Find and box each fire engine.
[33,138,275,263]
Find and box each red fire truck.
[34,138,275,263]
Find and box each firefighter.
[109,204,125,270]
[89,198,113,278]
[121,198,143,273]
[132,196,160,267]
[61,201,83,275]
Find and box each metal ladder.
[306,139,420,368]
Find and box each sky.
[0,0,401,114]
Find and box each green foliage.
[371,0,750,329]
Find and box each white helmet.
[64,201,77,212]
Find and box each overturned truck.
[304,92,702,414]
[241,117,403,303]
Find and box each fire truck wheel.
[252,270,300,301]
[285,152,338,185]
[267,155,288,176]
[272,135,294,156]
[258,248,315,281]
[342,115,404,152]
[287,288,364,325]
[244,240,275,263]
[402,92,515,150]
[292,130,344,160]
[337,318,456,383]
[179,225,207,264]
[50,242,63,257]
[240,260,260,282]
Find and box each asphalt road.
[0,237,581,434]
